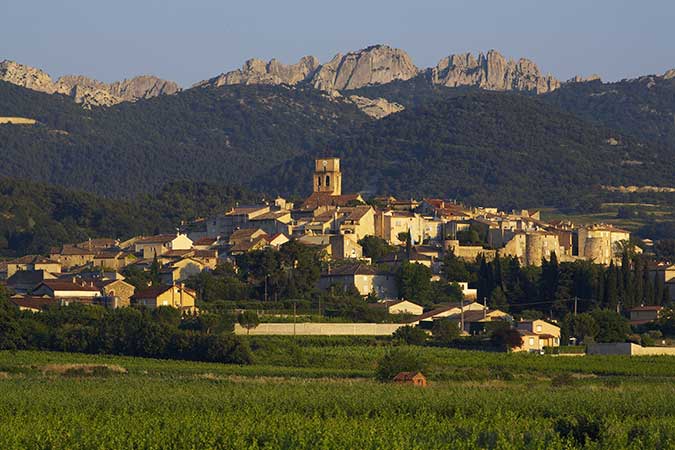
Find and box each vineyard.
[1,349,674,449]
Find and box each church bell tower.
[313,158,342,196]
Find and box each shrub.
[551,373,576,388]
[392,326,428,345]
[375,347,426,382]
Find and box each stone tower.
[313,157,342,195]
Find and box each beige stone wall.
[234,322,406,336]
[588,343,675,356]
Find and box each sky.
[2,0,674,87]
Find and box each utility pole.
[264,274,268,302]
[293,301,297,337]
[460,296,465,334]
[483,296,487,319]
[574,296,578,317]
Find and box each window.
[318,177,321,187]
[325,175,330,187]
[529,337,535,347]
[536,325,542,332]
[162,300,169,306]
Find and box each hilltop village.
[1,158,672,353]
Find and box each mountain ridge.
[0,60,180,108]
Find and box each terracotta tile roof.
[193,237,218,246]
[629,305,664,312]
[133,285,173,299]
[322,263,379,276]
[301,193,363,209]
[226,206,268,216]
[8,255,60,265]
[134,285,195,299]
[393,371,424,381]
[38,279,100,292]
[55,245,96,256]
[230,228,266,243]
[162,249,193,258]
[250,211,290,221]
[136,234,179,244]
[9,296,57,310]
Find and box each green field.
[1,347,675,449]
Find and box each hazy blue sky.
[2,0,673,87]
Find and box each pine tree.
[604,262,618,310]
[655,271,665,306]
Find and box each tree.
[397,262,433,305]
[432,319,461,345]
[237,311,260,335]
[442,250,470,282]
[591,309,629,343]
[564,313,599,343]
[490,327,523,351]
[392,326,428,345]
[489,287,509,311]
[375,347,426,382]
[358,236,395,260]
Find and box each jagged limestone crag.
[430,50,560,94]
[195,56,320,87]
[0,60,57,93]
[0,60,179,107]
[310,45,420,90]
[199,45,562,97]
[345,95,405,119]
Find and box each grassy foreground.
[1,349,675,449]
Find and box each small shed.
[392,371,427,387]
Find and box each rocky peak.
[567,74,602,83]
[0,59,179,107]
[310,45,419,91]
[0,60,57,93]
[430,50,560,94]
[195,55,320,87]
[663,69,675,80]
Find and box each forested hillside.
[266,92,673,208]
[352,74,675,152]
[1,79,674,209]
[0,178,258,256]
[0,81,367,196]
[543,76,675,148]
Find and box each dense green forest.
[0,178,258,256]
[544,77,675,148]
[2,77,675,210]
[0,81,367,196]
[270,92,673,208]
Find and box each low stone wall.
[234,322,405,336]
[587,343,675,356]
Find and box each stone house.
[628,306,664,326]
[132,284,196,312]
[5,255,62,278]
[207,205,270,238]
[49,245,97,269]
[95,278,135,308]
[32,279,101,304]
[134,234,193,259]
[393,371,427,387]
[577,225,630,265]
[378,299,424,316]
[514,320,561,352]
[319,263,398,298]
[159,257,207,284]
